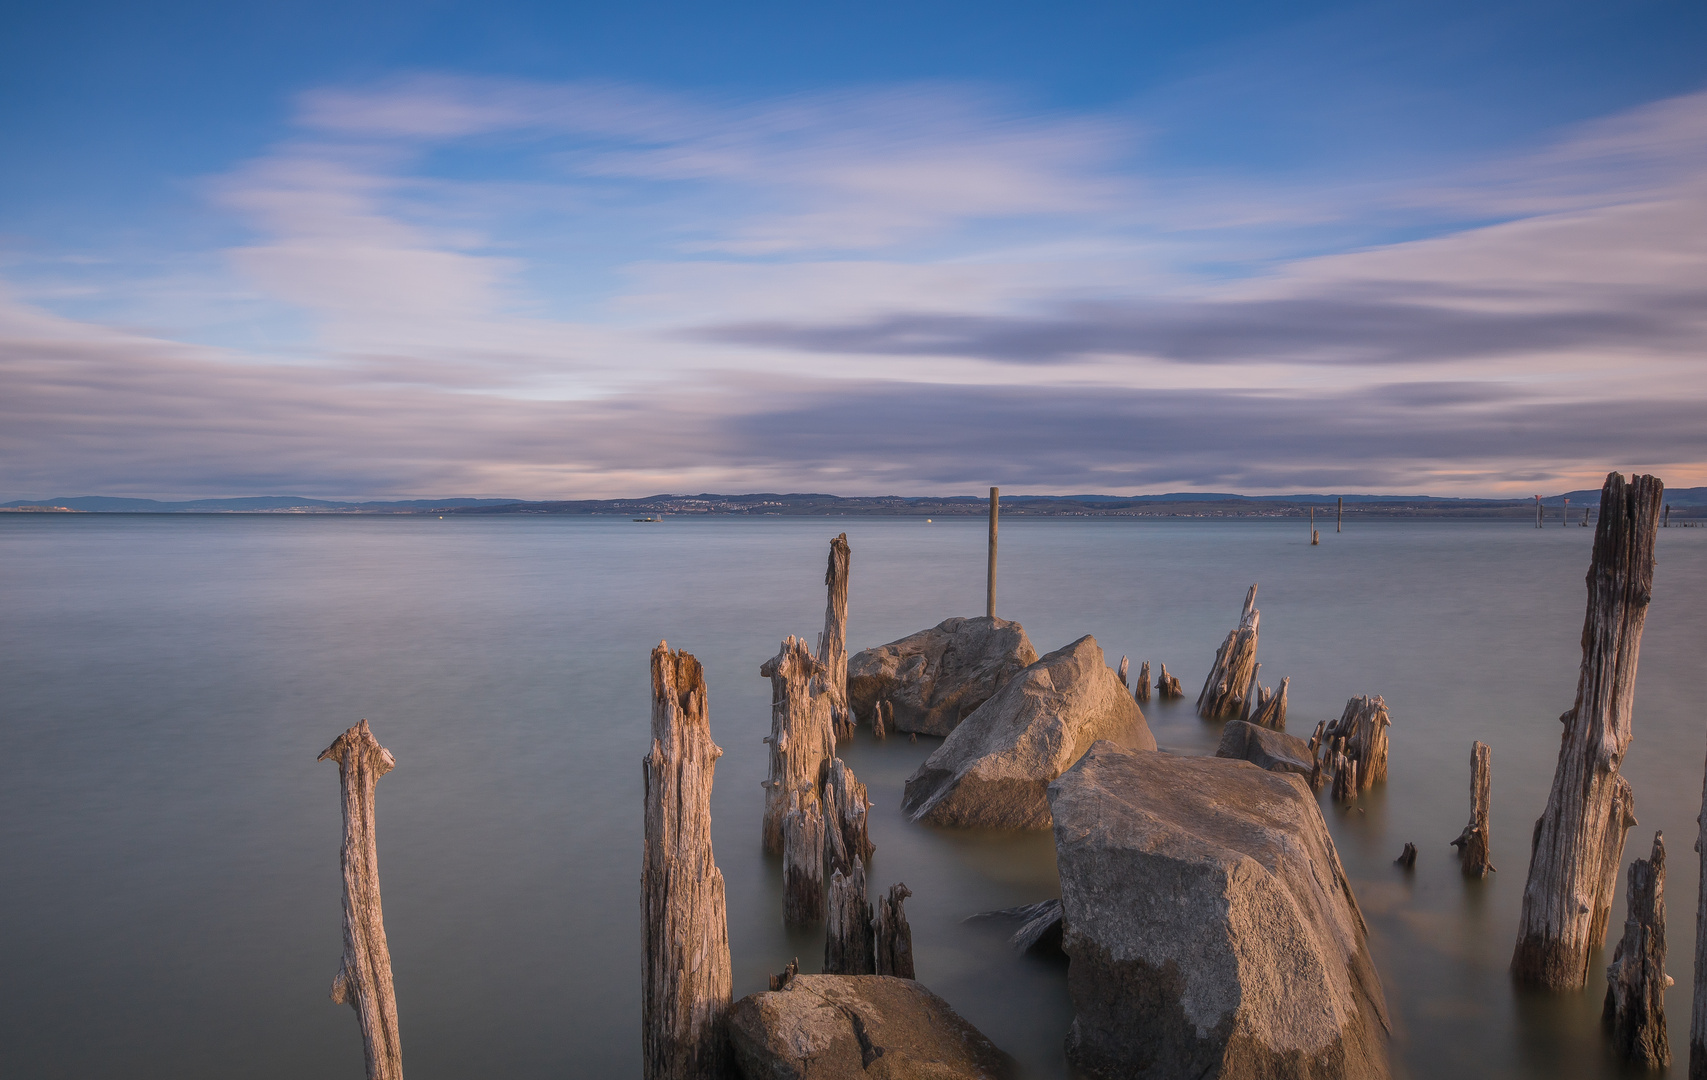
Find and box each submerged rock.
[901,635,1153,829]
[847,617,1038,737]
[1049,742,1391,1080]
[728,974,1016,1080]
[1215,719,1314,777]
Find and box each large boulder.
[901,636,1153,829]
[728,974,1016,1080]
[848,617,1037,736]
[1048,743,1390,1080]
[1215,719,1314,777]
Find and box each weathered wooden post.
[1135,661,1151,704]
[823,758,874,875]
[642,643,733,1080]
[320,720,403,1080]
[1197,585,1259,719]
[874,883,916,978]
[1156,663,1183,699]
[760,636,833,855]
[1117,655,1129,690]
[816,533,853,741]
[1691,747,1707,1078]
[1322,695,1390,794]
[1450,741,1495,876]
[1512,472,1663,990]
[824,858,875,975]
[1337,496,1343,533]
[987,487,999,618]
[783,788,826,925]
[1604,832,1669,1068]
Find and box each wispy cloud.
[3,75,1705,499]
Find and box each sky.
[2,0,1704,499]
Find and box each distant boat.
[633,516,662,523]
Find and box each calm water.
[2,513,1704,1079]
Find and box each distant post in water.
[1535,494,1543,528]
[643,644,733,1080]
[1337,496,1343,533]
[987,486,999,619]
[1562,498,1569,527]
[1512,473,1664,990]
[319,719,404,1080]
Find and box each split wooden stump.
[1604,832,1670,1069]
[1322,695,1390,798]
[1156,663,1183,700]
[320,720,404,1080]
[782,788,826,925]
[874,883,916,979]
[1198,584,1260,720]
[1450,741,1495,876]
[1513,472,1663,991]
[824,858,875,975]
[760,636,834,856]
[642,643,733,1080]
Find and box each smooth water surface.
[2,514,1704,1078]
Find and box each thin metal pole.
[987,487,999,619]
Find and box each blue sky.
[3,1,1704,498]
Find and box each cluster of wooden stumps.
[313,471,1693,1079]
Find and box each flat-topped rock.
[901,636,1153,829]
[1048,742,1390,1080]
[728,974,1016,1080]
[848,617,1038,737]
[1215,719,1314,777]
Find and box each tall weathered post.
[987,486,999,619]
[1512,472,1664,989]
[1450,741,1494,876]
[816,533,852,740]
[1197,585,1260,720]
[320,720,403,1080]
[643,643,733,1080]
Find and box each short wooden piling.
[1156,663,1183,699]
[643,644,733,1080]
[1450,741,1495,876]
[987,487,999,618]
[874,883,916,979]
[320,720,403,1080]
[1604,832,1669,1068]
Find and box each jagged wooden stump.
[1513,472,1663,990]
[1135,661,1151,704]
[1323,695,1390,794]
[874,883,915,979]
[1197,585,1260,719]
[816,534,854,741]
[1604,832,1670,1068]
[824,858,875,975]
[319,720,403,1080]
[1156,663,1183,699]
[642,644,733,1080]
[1451,741,1495,876]
[783,788,826,925]
[823,758,874,875]
[760,636,834,856]
[1251,676,1288,731]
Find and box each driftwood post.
[642,644,733,1080]
[1197,585,1259,720]
[1156,663,1183,699]
[1451,741,1495,876]
[1604,832,1670,1068]
[320,720,403,1080]
[1251,676,1288,731]
[1135,661,1151,703]
[1513,472,1663,990]
[760,636,833,855]
[874,883,916,979]
[783,788,826,925]
[1691,745,1707,1077]
[816,534,853,741]
[987,487,999,618]
[824,858,875,975]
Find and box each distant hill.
[7,488,1703,517]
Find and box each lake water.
[2,512,1704,1079]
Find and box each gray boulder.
[1048,743,1390,1080]
[1215,719,1314,777]
[728,974,1016,1080]
[901,636,1154,829]
[848,617,1037,736]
